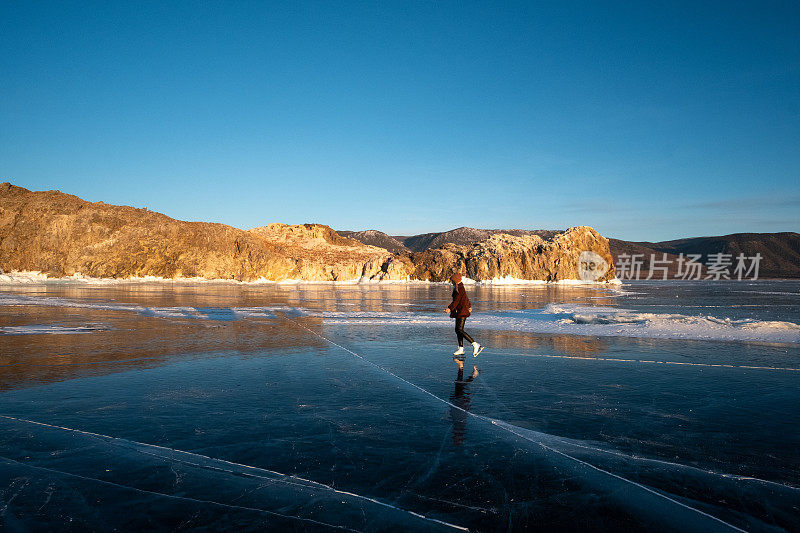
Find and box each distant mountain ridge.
[0,183,616,282]
[9,181,792,281]
[628,233,800,279]
[342,227,800,279]
[338,230,408,253]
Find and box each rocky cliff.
[0,183,616,282]
[0,183,389,281]
[375,228,616,282]
[348,223,798,279]
[249,223,391,281]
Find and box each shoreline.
[0,270,623,287]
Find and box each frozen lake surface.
[1,280,799,531]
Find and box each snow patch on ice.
[0,271,50,284]
[0,323,112,335]
[2,289,795,344]
[0,294,303,320]
[542,303,800,330]
[322,304,800,344]
[501,303,800,344]
[462,276,622,286]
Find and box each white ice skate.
[472,342,484,357]
[453,346,465,356]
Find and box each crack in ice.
[284,316,751,532]
[0,415,469,531]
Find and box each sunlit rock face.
[0,183,388,282]
[0,183,614,282]
[248,224,391,281]
[376,227,616,282]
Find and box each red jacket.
[448,282,471,318]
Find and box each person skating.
[443,273,483,357]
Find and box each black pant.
[455,317,475,346]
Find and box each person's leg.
[455,318,465,346]
[456,317,474,345]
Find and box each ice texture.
[1,280,799,531]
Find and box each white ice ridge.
[0,270,620,286]
[283,316,752,532]
[0,324,112,335]
[0,415,468,532]
[536,303,800,343]
[320,305,800,344]
[467,276,622,286]
[0,294,302,320]
[3,292,798,344]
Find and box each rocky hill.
[606,239,689,279]
[0,183,389,282]
[644,233,800,279]
[338,230,409,253]
[0,183,617,283]
[605,234,800,279]
[398,227,562,253]
[350,224,798,279]
[379,228,615,282]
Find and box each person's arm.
[445,287,463,313]
[459,285,472,313]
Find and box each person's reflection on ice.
[449,356,479,446]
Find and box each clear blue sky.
[1,1,798,241]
